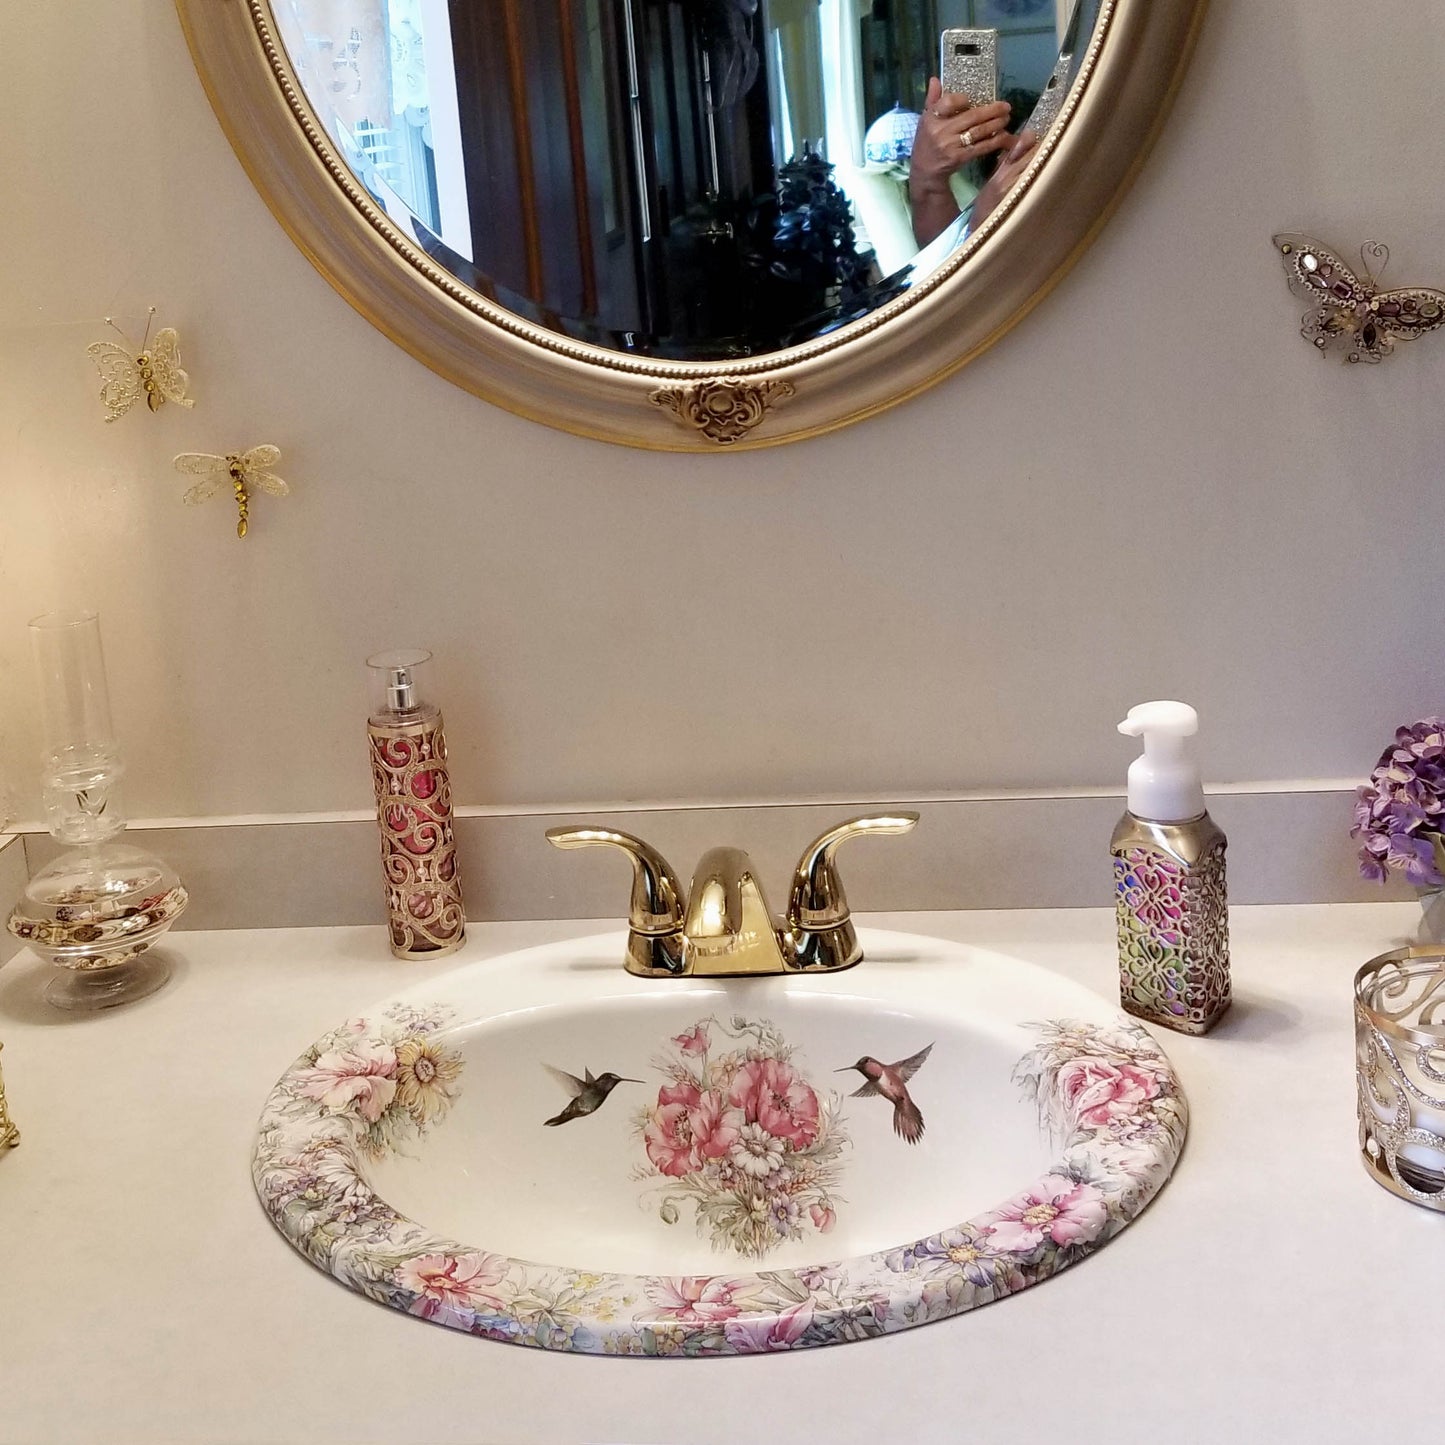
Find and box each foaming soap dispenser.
[366,649,465,959]
[1111,701,1230,1035]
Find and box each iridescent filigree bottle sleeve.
[369,716,465,959]
[1111,819,1230,1036]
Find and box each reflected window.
[271,0,472,258]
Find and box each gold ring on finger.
[961,129,974,147]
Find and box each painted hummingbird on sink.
[838,1043,934,1144]
[542,1064,642,1127]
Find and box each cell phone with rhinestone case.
[1026,50,1074,138]
[940,28,999,107]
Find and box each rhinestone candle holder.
[1355,946,1445,1208]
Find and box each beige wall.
[2,1,1443,827]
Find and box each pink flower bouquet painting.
[634,1017,848,1260]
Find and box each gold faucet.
[545,814,919,977]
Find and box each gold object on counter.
[546,813,918,978]
[0,1043,18,1153]
[1355,946,1445,1208]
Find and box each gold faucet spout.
[682,847,789,977]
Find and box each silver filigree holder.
[1355,946,1445,1208]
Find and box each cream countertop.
[0,905,1433,1445]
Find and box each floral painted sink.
[254,929,1187,1356]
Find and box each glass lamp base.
[43,950,172,1012]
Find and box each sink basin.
[254,929,1186,1355]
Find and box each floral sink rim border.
[254,1010,1186,1357]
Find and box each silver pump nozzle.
[366,648,433,717]
[384,666,417,712]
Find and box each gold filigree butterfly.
[173,445,289,539]
[86,308,195,420]
[1275,234,1445,364]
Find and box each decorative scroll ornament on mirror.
[176,0,1209,449]
[651,377,796,445]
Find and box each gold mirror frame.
[177,0,1207,451]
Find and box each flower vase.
[1417,886,1445,946]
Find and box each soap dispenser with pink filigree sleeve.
[366,649,465,959]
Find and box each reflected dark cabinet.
[640,0,778,349]
[446,0,639,331]
[861,0,940,119]
[445,0,777,352]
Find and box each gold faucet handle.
[787,813,919,929]
[545,826,686,935]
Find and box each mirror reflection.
[272,0,1100,359]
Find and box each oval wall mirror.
[177,0,1206,449]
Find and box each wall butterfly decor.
[173,445,289,539]
[1274,234,1445,365]
[85,308,195,420]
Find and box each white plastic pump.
[1118,700,1206,823]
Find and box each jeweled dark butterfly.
[1274,234,1445,364]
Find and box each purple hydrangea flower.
[1352,718,1445,887]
